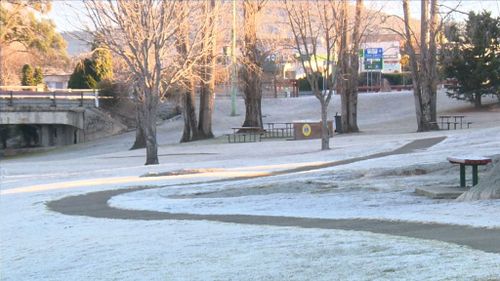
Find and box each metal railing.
[0,89,100,108]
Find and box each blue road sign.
[364,48,383,59]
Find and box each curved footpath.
[47,137,500,254]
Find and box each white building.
[44,73,71,90]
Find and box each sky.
[47,0,500,33]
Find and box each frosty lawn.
[1,92,500,280]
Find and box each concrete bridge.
[0,90,125,149]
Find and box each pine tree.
[21,64,35,86]
[443,11,500,107]
[68,59,97,89]
[67,45,113,89]
[33,67,44,85]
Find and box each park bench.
[226,127,264,143]
[447,156,492,187]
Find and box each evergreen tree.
[67,45,113,89]
[33,67,44,85]
[443,11,500,107]
[21,64,35,86]
[68,59,98,89]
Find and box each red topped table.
[447,156,492,187]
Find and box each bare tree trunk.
[418,0,433,131]
[339,0,350,133]
[130,104,146,150]
[346,0,362,133]
[181,84,200,142]
[198,81,214,138]
[273,77,278,98]
[139,88,159,165]
[403,0,423,131]
[474,94,482,108]
[320,99,330,150]
[403,0,439,132]
[181,102,191,143]
[243,95,263,127]
[339,0,361,133]
[198,0,216,138]
[241,1,264,129]
[176,3,202,143]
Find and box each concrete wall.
[38,124,84,146]
[0,107,126,149]
[83,108,127,141]
[0,108,84,129]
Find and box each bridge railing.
[0,90,101,108]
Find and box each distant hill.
[62,31,92,57]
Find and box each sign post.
[364,48,383,91]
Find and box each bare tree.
[198,0,218,138]
[285,0,341,150]
[83,0,203,165]
[177,2,201,142]
[240,0,267,129]
[130,88,147,149]
[403,0,440,132]
[337,0,364,133]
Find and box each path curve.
[46,137,500,253]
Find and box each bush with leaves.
[0,1,67,85]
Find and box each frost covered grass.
[1,91,500,280]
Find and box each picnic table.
[438,115,470,130]
[447,156,492,187]
[227,127,264,143]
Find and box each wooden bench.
[447,156,492,187]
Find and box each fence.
[0,89,100,108]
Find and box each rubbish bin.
[334,113,342,134]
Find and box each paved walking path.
[46,137,500,254]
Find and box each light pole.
[230,0,237,116]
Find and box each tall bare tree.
[337,0,364,133]
[84,0,203,165]
[240,0,267,129]
[403,0,440,132]
[198,0,218,138]
[177,1,201,142]
[285,0,341,150]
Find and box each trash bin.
[334,113,342,134]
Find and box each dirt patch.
[141,168,225,177]
[167,180,339,199]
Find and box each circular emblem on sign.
[302,124,312,137]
